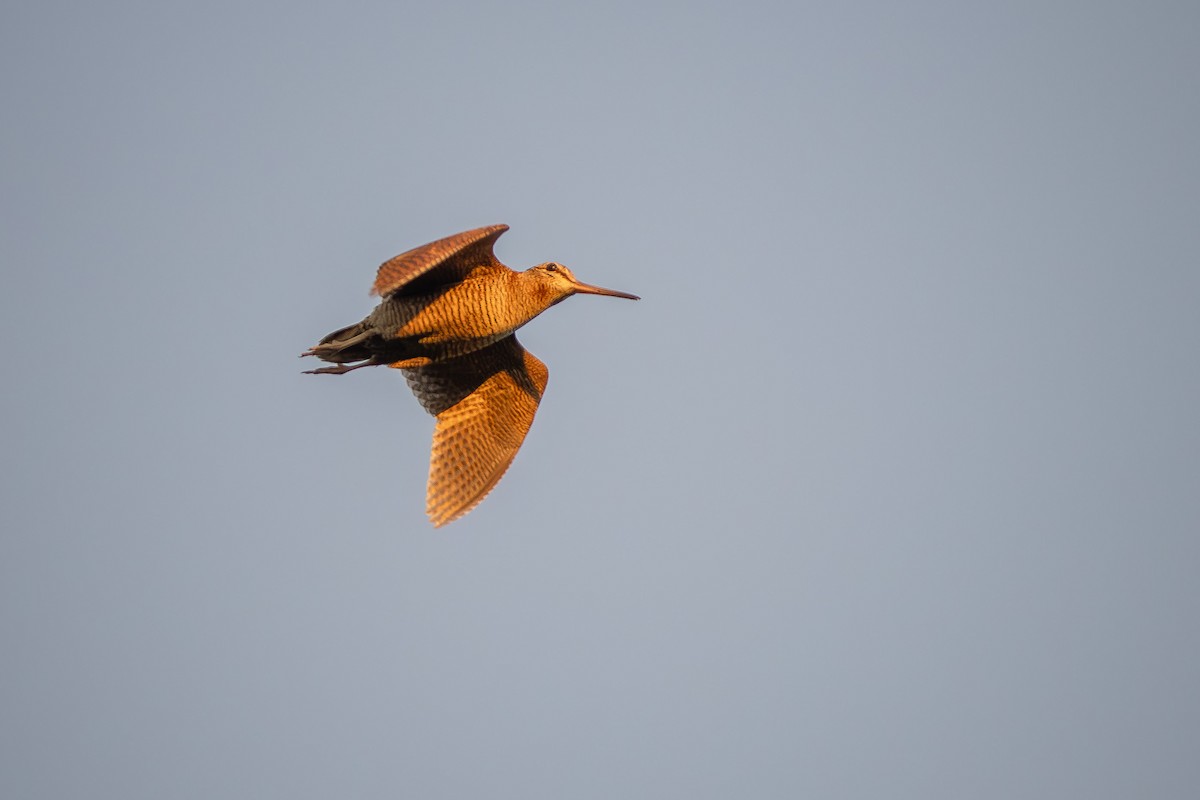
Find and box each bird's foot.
[302,360,376,375]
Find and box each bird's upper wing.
[401,335,549,527]
[372,224,509,297]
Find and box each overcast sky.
[3,2,1198,798]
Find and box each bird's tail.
[301,320,376,363]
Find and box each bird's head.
[524,262,640,307]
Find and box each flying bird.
[302,225,639,526]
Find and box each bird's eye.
[545,263,558,272]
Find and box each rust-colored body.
[302,225,638,526]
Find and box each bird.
[302,224,639,527]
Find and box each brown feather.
[371,224,509,297]
[402,336,549,527]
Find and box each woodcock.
[302,225,639,527]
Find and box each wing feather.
[371,224,509,297]
[401,336,549,526]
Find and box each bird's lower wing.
[402,336,549,527]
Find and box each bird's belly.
[378,333,508,369]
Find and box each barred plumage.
[302,225,639,526]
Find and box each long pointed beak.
[572,281,640,300]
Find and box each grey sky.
[2,2,1198,798]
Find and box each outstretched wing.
[401,336,549,527]
[372,224,509,297]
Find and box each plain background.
[3,2,1198,798]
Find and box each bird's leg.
[302,359,379,375]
